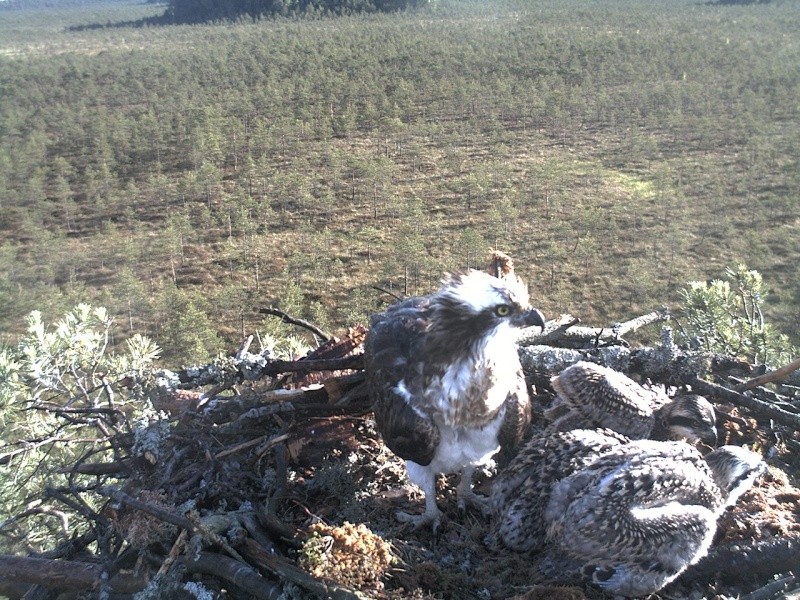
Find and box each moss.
[297,521,395,590]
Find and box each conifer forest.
[1,0,799,598]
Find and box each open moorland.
[1,0,799,363]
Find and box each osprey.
[365,270,545,530]
[546,361,718,446]
[491,430,765,597]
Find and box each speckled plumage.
[546,361,718,446]
[491,431,766,597]
[489,428,630,553]
[365,270,545,530]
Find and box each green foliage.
[168,0,430,23]
[677,265,797,367]
[1,0,799,354]
[0,305,160,554]
[156,288,225,366]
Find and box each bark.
[0,555,145,593]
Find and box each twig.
[239,537,362,600]
[213,435,270,460]
[157,529,188,577]
[683,376,800,430]
[613,306,671,337]
[371,285,404,302]
[0,554,146,593]
[259,307,333,342]
[679,535,800,585]
[714,407,751,428]
[182,551,282,600]
[736,356,800,391]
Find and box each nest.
[3,314,800,600]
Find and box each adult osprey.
[364,270,546,530]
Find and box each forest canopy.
[0,0,798,367]
[167,0,429,23]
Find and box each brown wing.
[495,369,532,467]
[490,428,628,553]
[364,297,440,466]
[547,361,655,439]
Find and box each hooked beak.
[701,428,719,447]
[514,307,546,329]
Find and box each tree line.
[167,0,429,23]
[1,0,799,365]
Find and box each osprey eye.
[495,305,511,317]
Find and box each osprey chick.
[547,361,717,446]
[491,429,765,597]
[540,440,765,597]
[365,270,545,531]
[489,428,629,553]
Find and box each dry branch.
[683,376,800,430]
[167,354,364,391]
[183,551,283,600]
[239,537,362,600]
[259,307,334,342]
[518,307,671,348]
[736,356,800,391]
[678,535,800,585]
[0,554,146,593]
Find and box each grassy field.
[1,0,798,364]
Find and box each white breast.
[426,410,506,475]
[434,323,522,420]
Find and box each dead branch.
[56,460,131,476]
[261,355,365,376]
[683,376,800,430]
[259,307,333,342]
[169,354,364,391]
[740,575,800,600]
[614,306,672,337]
[518,340,749,388]
[182,551,283,600]
[98,488,248,563]
[98,487,195,532]
[736,356,800,391]
[0,554,146,593]
[518,314,582,347]
[678,535,800,585]
[518,308,670,349]
[239,537,362,600]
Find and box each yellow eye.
[495,305,510,317]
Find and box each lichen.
[131,407,172,464]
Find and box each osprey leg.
[456,465,492,515]
[396,464,442,531]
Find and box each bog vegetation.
[1,0,799,368]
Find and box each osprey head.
[661,394,718,446]
[431,270,545,336]
[704,445,766,507]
